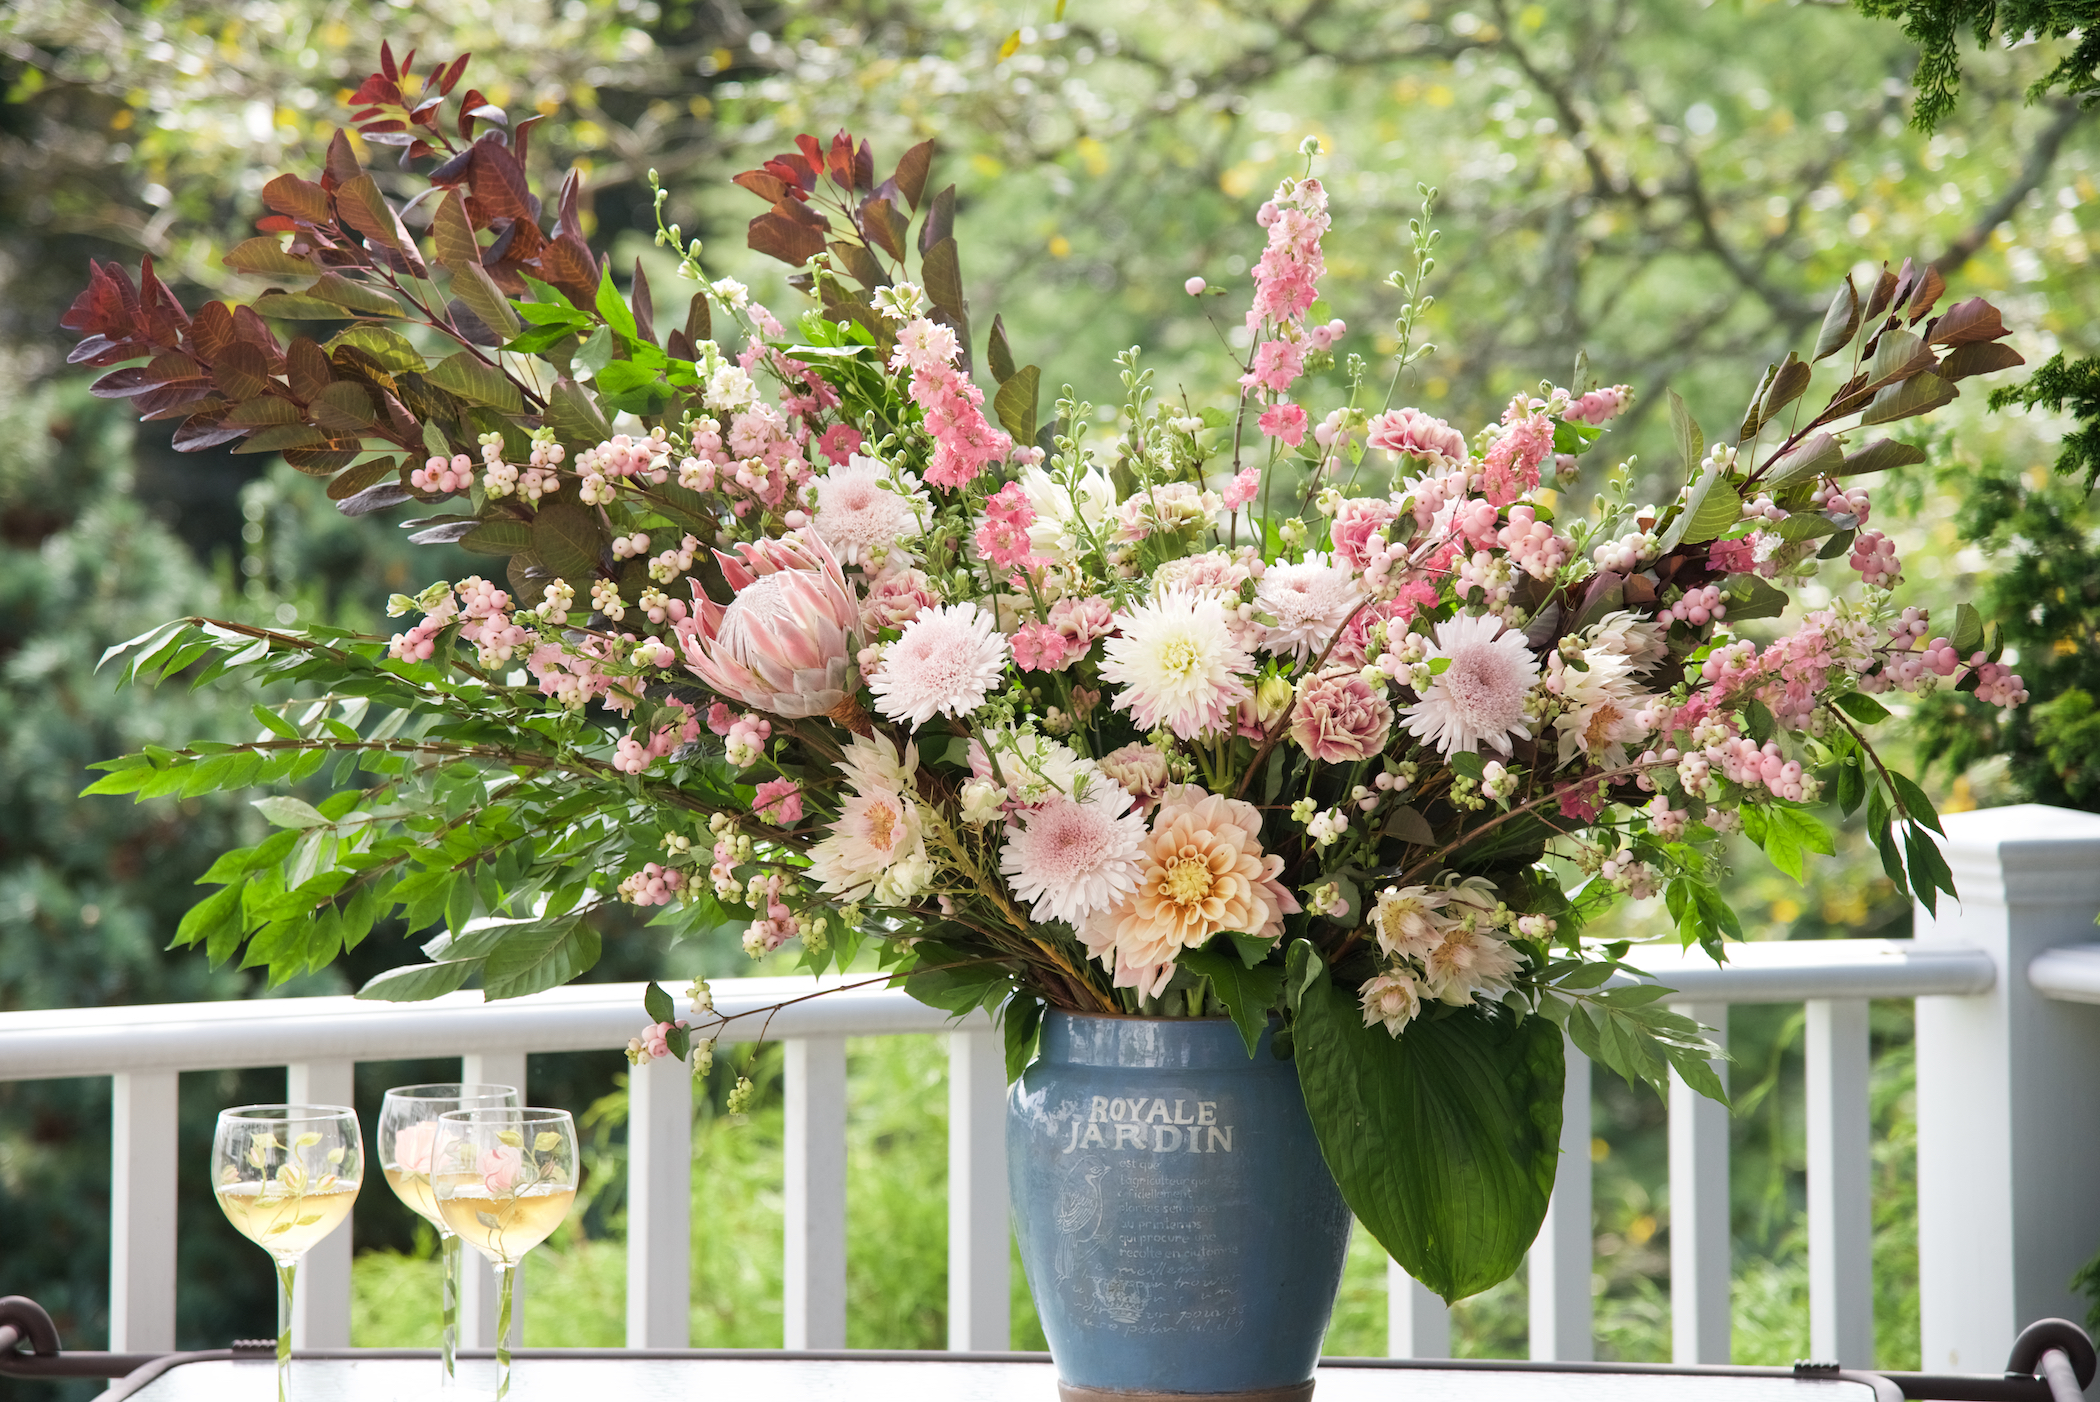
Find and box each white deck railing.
[4,804,2100,1372]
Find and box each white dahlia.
[1254,550,1364,661]
[1099,590,1254,739]
[999,784,1148,925]
[1399,612,1541,757]
[867,601,1010,728]
[809,454,928,567]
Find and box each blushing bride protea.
[681,533,863,724]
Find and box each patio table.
[93,1349,1899,1402]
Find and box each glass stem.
[275,1258,297,1402]
[440,1232,461,1386]
[494,1263,515,1402]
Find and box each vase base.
[1057,1383,1313,1402]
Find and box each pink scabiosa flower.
[1258,402,1309,447]
[867,601,1010,728]
[682,534,861,723]
[999,782,1149,925]
[1368,407,1469,469]
[753,778,804,826]
[1254,551,1363,661]
[1399,612,1542,757]
[1289,667,1394,763]
[810,455,928,567]
[1099,591,1255,739]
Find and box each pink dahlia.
[1289,667,1394,763]
[682,534,860,721]
[1368,407,1469,469]
[1399,612,1541,757]
[1099,591,1254,739]
[867,601,1010,728]
[999,784,1148,925]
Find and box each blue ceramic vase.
[1007,1011,1353,1401]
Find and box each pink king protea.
[682,533,864,725]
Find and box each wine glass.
[378,1083,519,1389]
[431,1108,577,1402]
[212,1104,363,1402]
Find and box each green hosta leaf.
[479,920,602,1000]
[1293,955,1562,1303]
[1178,943,1284,1057]
[357,959,479,1002]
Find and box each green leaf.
[327,325,425,374]
[1663,443,1741,550]
[532,502,601,582]
[1293,958,1563,1304]
[424,352,526,414]
[546,377,612,448]
[356,959,478,1002]
[1950,602,1985,657]
[1670,388,1705,482]
[175,883,246,954]
[1003,993,1046,1081]
[1813,277,1862,361]
[1448,751,1486,782]
[1833,691,1892,725]
[1722,572,1789,622]
[1179,943,1284,1057]
[1761,430,1842,489]
[644,980,675,1027]
[593,359,673,415]
[900,941,1011,1016]
[252,795,329,828]
[1742,698,1776,745]
[594,264,639,341]
[1888,770,1945,836]
[480,921,602,1000]
[1755,802,1834,883]
[992,365,1039,446]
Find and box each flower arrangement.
[73,49,2028,1299]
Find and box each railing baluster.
[1806,998,1873,1365]
[1386,1260,1450,1358]
[287,1059,357,1347]
[945,1029,1011,1351]
[784,1035,847,1349]
[1668,1000,1730,1364]
[1529,1038,1594,1360]
[460,1051,528,1348]
[109,1069,179,1352]
[625,1049,692,1347]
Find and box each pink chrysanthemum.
[1099,591,1254,739]
[999,784,1148,925]
[867,601,1010,728]
[1254,551,1363,660]
[810,455,927,566]
[1399,612,1541,757]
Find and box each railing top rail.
[0,938,1997,1084]
[0,974,986,1084]
[2027,942,2100,1004]
[1617,937,1994,1004]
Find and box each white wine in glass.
[431,1108,577,1402]
[212,1104,362,1402]
[377,1082,518,1390]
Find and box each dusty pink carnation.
[861,568,942,632]
[1048,594,1116,651]
[1368,407,1469,469]
[1010,621,1073,672]
[1098,742,1172,809]
[1289,667,1395,762]
[753,778,804,826]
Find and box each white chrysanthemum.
[1399,612,1541,757]
[810,455,928,566]
[1018,463,1115,560]
[1100,590,1255,739]
[1254,550,1364,660]
[1553,651,1654,768]
[1000,783,1148,925]
[867,601,1010,728]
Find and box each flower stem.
[495,1263,516,1402]
[440,1231,461,1386]
[275,1259,296,1402]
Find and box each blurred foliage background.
[4,0,2100,1385]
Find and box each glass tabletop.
[103,1353,1884,1402]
